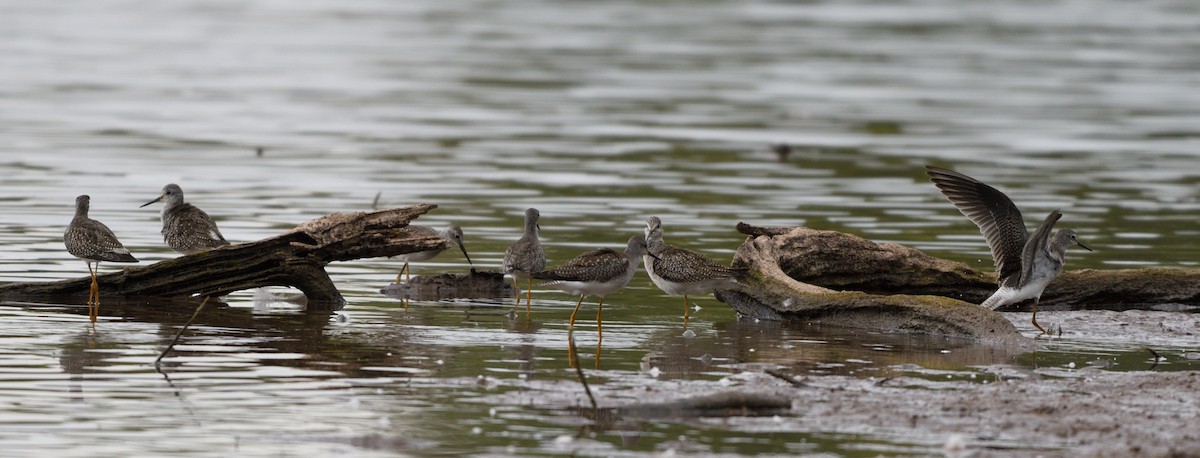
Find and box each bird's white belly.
[547,276,631,297]
[399,249,443,262]
[644,254,737,296]
[981,273,1058,309]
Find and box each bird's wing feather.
[533,248,627,282]
[1019,210,1062,287]
[652,246,739,284]
[66,218,137,262]
[926,166,1028,286]
[503,236,545,274]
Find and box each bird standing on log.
[926,166,1092,334]
[141,184,229,254]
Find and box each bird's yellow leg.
[568,295,584,329]
[396,262,411,283]
[511,276,520,305]
[683,295,691,328]
[595,298,604,342]
[595,297,604,369]
[1031,299,1048,335]
[87,262,99,323]
[567,328,578,368]
[525,278,533,316]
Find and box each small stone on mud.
[682,329,696,338]
[943,433,966,457]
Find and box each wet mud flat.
[468,310,1200,457]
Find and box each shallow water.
[2,0,1200,455]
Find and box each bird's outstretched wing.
[926,166,1028,286]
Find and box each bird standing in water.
[64,195,138,322]
[926,166,1092,334]
[532,235,652,340]
[534,235,653,368]
[394,224,473,282]
[140,184,229,254]
[643,216,745,327]
[503,208,546,316]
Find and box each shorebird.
[503,208,546,315]
[532,235,652,339]
[140,184,229,254]
[770,143,792,163]
[395,224,473,282]
[643,217,746,326]
[926,166,1092,334]
[64,195,138,322]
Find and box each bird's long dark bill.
[139,195,164,208]
[1077,240,1094,251]
[647,252,662,261]
[458,244,474,266]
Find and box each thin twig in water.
[764,368,807,387]
[155,297,211,366]
[371,192,382,210]
[569,332,597,411]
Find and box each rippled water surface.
[2,0,1200,455]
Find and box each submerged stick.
[155,297,211,365]
[764,368,807,388]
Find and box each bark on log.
[0,204,444,309]
[380,270,513,301]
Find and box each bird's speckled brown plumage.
[532,235,650,337]
[65,195,138,263]
[503,208,546,279]
[504,208,547,313]
[141,184,228,255]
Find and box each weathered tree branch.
[0,204,443,308]
[733,223,1200,310]
[717,223,1200,344]
[714,228,1029,346]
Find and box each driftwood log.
[717,223,1200,344]
[380,270,513,301]
[733,223,1200,309]
[0,204,445,308]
